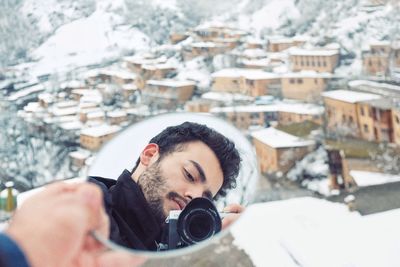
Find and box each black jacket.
[89,169,162,250]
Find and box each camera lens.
[187,212,214,240]
[176,197,222,246]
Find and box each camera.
[159,197,223,250]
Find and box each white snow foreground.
[231,197,400,267]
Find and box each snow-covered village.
[1,0,400,266]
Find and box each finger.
[97,205,110,238]
[51,183,104,232]
[75,183,104,230]
[16,182,79,209]
[222,203,245,213]
[221,214,240,230]
[82,234,107,252]
[83,209,110,252]
[39,181,79,197]
[97,251,147,267]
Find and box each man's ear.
[139,143,160,167]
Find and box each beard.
[136,161,169,225]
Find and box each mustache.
[166,192,189,206]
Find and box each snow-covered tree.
[370,143,400,174]
[0,102,75,192]
[0,0,39,66]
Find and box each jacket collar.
[110,169,162,249]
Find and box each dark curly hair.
[132,121,241,199]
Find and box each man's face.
[137,141,224,224]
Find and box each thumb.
[76,183,104,230]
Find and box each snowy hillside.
[0,0,184,69]
[21,0,96,35]
[30,4,150,76]
[236,0,301,36]
[22,0,152,76]
[2,0,399,73]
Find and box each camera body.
[159,197,223,250]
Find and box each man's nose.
[184,186,204,200]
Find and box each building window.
[314,78,318,84]
[290,78,295,84]
[297,78,303,84]
[323,61,327,67]
[363,124,369,133]
[372,108,378,120]
[247,79,254,86]
[342,114,346,122]
[360,107,365,116]
[349,116,354,123]
[396,115,400,124]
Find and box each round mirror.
[88,112,260,258]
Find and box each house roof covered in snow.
[282,71,332,79]
[107,110,127,118]
[348,80,400,93]
[363,98,395,109]
[288,47,339,56]
[211,102,324,115]
[211,68,278,80]
[69,150,91,160]
[322,90,381,103]
[201,91,254,102]
[146,79,196,87]
[80,124,121,137]
[250,127,315,148]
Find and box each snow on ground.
[231,197,400,267]
[350,170,400,187]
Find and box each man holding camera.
[89,122,243,251]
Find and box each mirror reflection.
[88,113,259,252]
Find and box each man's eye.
[184,169,195,182]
